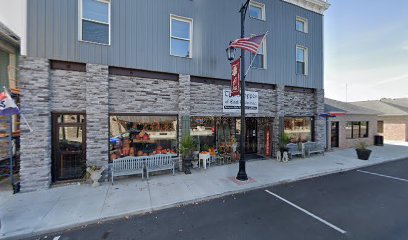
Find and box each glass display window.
[109,115,178,161]
[284,117,313,143]
[190,117,216,151]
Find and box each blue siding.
[27,0,324,89]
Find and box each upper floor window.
[296,17,308,33]
[80,0,110,45]
[249,2,265,21]
[251,37,266,69]
[296,46,308,75]
[170,15,193,58]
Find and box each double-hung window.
[296,46,308,75]
[249,1,265,21]
[170,15,193,58]
[296,17,308,33]
[80,0,110,45]
[251,37,266,69]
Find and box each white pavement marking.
[53,236,61,240]
[357,170,408,182]
[265,190,347,235]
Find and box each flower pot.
[87,167,105,187]
[356,149,372,160]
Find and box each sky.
[324,0,408,102]
[0,0,407,102]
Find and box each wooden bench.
[303,142,325,157]
[111,156,146,184]
[145,154,178,179]
[287,143,305,159]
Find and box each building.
[0,21,20,177]
[324,98,378,149]
[19,0,330,192]
[352,99,408,142]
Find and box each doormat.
[227,176,257,186]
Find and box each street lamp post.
[236,0,250,181]
[225,0,250,181]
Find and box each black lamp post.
[226,0,250,181]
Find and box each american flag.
[228,33,266,54]
[0,89,20,116]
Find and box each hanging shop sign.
[230,58,241,97]
[223,89,258,113]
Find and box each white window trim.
[249,1,266,21]
[251,34,267,69]
[296,45,308,75]
[296,16,308,33]
[78,0,111,46]
[170,14,193,58]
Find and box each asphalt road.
[28,158,408,240]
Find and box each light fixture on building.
[226,46,236,61]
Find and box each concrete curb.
[2,156,407,240]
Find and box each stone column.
[86,64,109,168]
[314,89,325,146]
[178,74,191,170]
[19,57,51,192]
[272,85,285,157]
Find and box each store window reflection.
[109,115,178,161]
[284,117,313,143]
[190,117,215,151]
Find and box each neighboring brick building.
[19,0,330,192]
[352,99,408,142]
[324,99,378,150]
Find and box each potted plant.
[87,165,106,187]
[356,142,372,160]
[180,134,195,174]
[279,133,291,156]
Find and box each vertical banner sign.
[230,58,241,97]
[265,127,271,157]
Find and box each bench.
[111,156,146,184]
[145,154,178,179]
[287,143,305,159]
[303,142,325,157]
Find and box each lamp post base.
[236,160,248,181]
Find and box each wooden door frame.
[51,112,86,182]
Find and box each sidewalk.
[1,142,408,239]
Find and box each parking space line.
[357,170,408,182]
[265,190,347,234]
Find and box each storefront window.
[284,117,313,143]
[109,115,178,161]
[190,117,216,151]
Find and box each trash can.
[374,135,384,146]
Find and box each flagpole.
[3,86,33,132]
[244,31,269,78]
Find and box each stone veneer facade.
[19,56,325,192]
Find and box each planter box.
[356,149,372,160]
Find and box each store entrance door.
[52,113,86,182]
[331,122,339,148]
[245,118,257,154]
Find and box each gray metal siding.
[27,0,324,89]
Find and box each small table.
[199,153,211,169]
